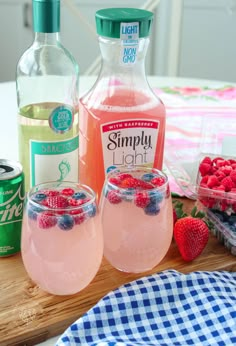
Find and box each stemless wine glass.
[21,181,103,295]
[100,166,173,273]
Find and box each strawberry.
[174,216,209,262]
[134,191,150,208]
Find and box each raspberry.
[201,156,212,165]
[151,176,165,187]
[220,165,232,176]
[230,170,236,183]
[61,188,75,196]
[221,176,234,192]
[73,213,86,225]
[200,175,209,185]
[38,212,57,229]
[117,173,132,181]
[109,177,121,186]
[44,190,60,197]
[134,192,150,208]
[206,175,219,189]
[107,190,122,204]
[199,163,211,176]
[120,177,140,188]
[68,198,84,206]
[138,180,154,190]
[46,195,69,209]
[215,170,226,181]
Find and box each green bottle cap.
[33,0,60,33]
[95,8,153,39]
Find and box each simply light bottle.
[79,8,166,199]
[17,0,79,191]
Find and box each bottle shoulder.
[17,43,79,76]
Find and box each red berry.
[221,176,234,192]
[134,192,150,208]
[68,198,85,207]
[199,163,211,176]
[61,188,75,196]
[45,195,69,209]
[107,190,122,204]
[117,173,133,181]
[44,190,60,197]
[230,170,236,183]
[220,165,233,176]
[38,212,57,229]
[206,175,219,189]
[201,156,212,165]
[174,216,209,262]
[73,213,86,225]
[138,180,154,190]
[120,177,140,188]
[151,176,165,187]
[109,177,121,186]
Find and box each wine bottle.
[16,0,79,191]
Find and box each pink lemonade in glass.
[21,182,103,295]
[100,167,173,273]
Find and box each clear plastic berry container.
[205,208,236,256]
[196,154,236,214]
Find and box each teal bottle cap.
[95,8,153,39]
[33,0,60,33]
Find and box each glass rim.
[105,166,169,192]
[27,181,96,212]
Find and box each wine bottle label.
[29,136,79,187]
[120,22,139,66]
[49,105,73,133]
[100,119,159,174]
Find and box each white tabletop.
[0,75,233,346]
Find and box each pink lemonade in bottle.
[79,9,166,199]
[100,167,173,273]
[21,182,103,295]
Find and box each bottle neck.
[34,32,61,45]
[98,36,149,83]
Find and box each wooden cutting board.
[0,199,235,346]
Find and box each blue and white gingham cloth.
[56,270,236,346]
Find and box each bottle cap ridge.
[33,0,60,33]
[95,8,153,39]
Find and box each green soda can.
[0,159,25,256]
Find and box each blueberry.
[72,192,87,200]
[32,193,47,202]
[141,173,156,182]
[83,203,97,217]
[27,207,38,221]
[228,215,236,225]
[144,202,160,216]
[148,191,163,204]
[58,214,74,231]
